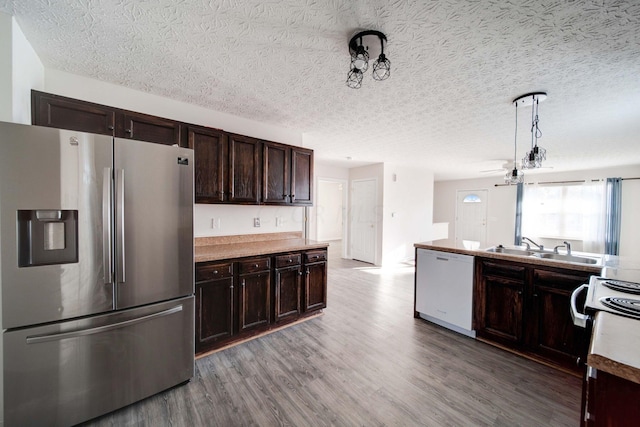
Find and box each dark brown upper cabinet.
[32,90,116,136]
[32,90,181,145]
[118,111,182,146]
[291,147,313,206]
[187,125,228,203]
[263,143,313,206]
[228,134,261,204]
[31,90,314,206]
[263,142,290,204]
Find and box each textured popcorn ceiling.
[3,0,640,179]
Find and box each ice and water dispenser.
[17,209,78,267]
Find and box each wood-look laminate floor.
[82,242,582,426]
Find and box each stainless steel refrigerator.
[0,121,194,426]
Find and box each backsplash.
[194,204,305,237]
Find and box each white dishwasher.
[415,248,475,337]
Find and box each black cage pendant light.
[515,92,548,169]
[505,98,524,185]
[346,30,390,89]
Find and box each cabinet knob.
[254,264,259,268]
[213,270,218,274]
[125,129,132,134]
[108,125,114,131]
[517,291,522,295]
[299,271,303,276]
[288,259,292,263]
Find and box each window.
[462,194,481,203]
[522,182,606,252]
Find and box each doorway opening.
[455,189,488,250]
[316,178,348,258]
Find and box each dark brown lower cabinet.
[583,368,640,426]
[274,254,302,322]
[195,262,234,353]
[475,257,594,372]
[238,258,271,332]
[304,250,328,312]
[195,248,327,355]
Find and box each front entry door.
[455,189,488,250]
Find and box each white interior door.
[455,189,488,250]
[350,179,377,264]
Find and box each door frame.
[316,177,349,258]
[350,178,378,264]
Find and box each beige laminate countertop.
[414,242,603,273]
[195,237,328,263]
[588,311,640,384]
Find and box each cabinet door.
[195,262,234,354]
[480,275,524,346]
[239,271,271,331]
[263,142,290,204]
[195,277,234,353]
[274,265,302,322]
[31,90,116,135]
[119,111,182,145]
[528,269,590,369]
[291,147,313,205]
[304,261,327,312]
[188,126,228,203]
[228,134,261,203]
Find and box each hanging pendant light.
[505,98,524,185]
[346,30,390,88]
[515,92,547,169]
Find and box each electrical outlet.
[210,218,221,229]
[276,217,281,227]
[254,217,261,227]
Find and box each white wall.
[0,13,11,122]
[11,16,44,123]
[0,13,44,124]
[382,164,434,265]
[434,165,640,258]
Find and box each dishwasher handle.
[570,284,589,328]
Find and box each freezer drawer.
[3,296,194,427]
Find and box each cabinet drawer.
[481,259,526,281]
[533,268,591,291]
[275,253,301,268]
[305,251,327,263]
[239,257,271,274]
[195,262,233,282]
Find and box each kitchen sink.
[485,245,601,266]
[533,253,599,264]
[485,246,535,256]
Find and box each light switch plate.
[254,217,261,227]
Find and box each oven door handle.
[570,283,589,328]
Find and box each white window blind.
[522,181,606,252]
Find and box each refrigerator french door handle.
[25,305,184,344]
[116,169,126,283]
[102,167,113,284]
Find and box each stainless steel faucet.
[522,237,544,251]
[553,241,572,255]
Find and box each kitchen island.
[414,242,602,373]
[195,232,328,356]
